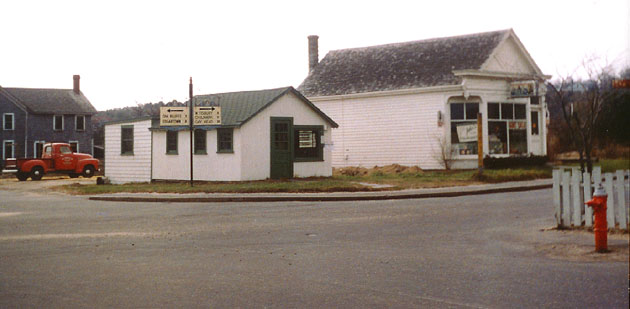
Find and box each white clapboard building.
[299,29,550,169]
[104,87,338,184]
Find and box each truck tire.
[30,166,44,181]
[16,172,28,181]
[82,165,95,178]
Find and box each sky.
[0,0,628,111]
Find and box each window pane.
[514,104,526,119]
[501,104,513,120]
[530,96,540,105]
[294,128,321,160]
[70,143,78,153]
[4,114,13,130]
[121,127,134,154]
[60,146,72,154]
[217,128,233,152]
[465,103,479,120]
[450,103,464,120]
[509,127,527,154]
[450,121,477,155]
[194,129,206,153]
[488,121,507,154]
[54,116,63,130]
[488,103,500,119]
[531,111,539,135]
[76,116,85,130]
[167,131,178,153]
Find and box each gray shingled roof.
[192,86,337,127]
[2,87,97,114]
[298,29,509,97]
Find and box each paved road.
[0,180,627,308]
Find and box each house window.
[194,129,206,154]
[531,111,539,135]
[488,103,528,155]
[293,126,323,161]
[69,141,79,153]
[34,141,45,158]
[166,130,178,154]
[450,102,479,155]
[3,113,14,130]
[54,115,64,131]
[217,128,233,153]
[75,115,85,131]
[3,140,14,160]
[121,125,134,155]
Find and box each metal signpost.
[159,78,221,186]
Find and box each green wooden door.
[270,117,293,179]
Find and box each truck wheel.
[30,167,44,181]
[82,165,95,178]
[69,173,79,178]
[16,172,28,181]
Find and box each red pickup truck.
[3,143,99,181]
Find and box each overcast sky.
[1,0,628,111]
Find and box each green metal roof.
[193,86,338,128]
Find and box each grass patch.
[58,166,553,195]
[599,159,630,173]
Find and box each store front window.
[450,102,479,155]
[488,103,527,155]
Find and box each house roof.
[0,87,97,115]
[192,86,338,128]
[298,29,513,97]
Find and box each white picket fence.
[552,167,630,230]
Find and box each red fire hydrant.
[585,185,608,253]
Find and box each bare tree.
[432,134,454,170]
[547,57,617,173]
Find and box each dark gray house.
[0,75,97,164]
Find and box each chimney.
[308,35,319,72]
[73,75,80,94]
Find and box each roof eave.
[453,69,551,81]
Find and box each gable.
[482,36,537,74]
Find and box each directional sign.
[160,106,189,126]
[194,106,221,125]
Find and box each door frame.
[270,117,294,179]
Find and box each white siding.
[240,92,333,180]
[104,119,152,184]
[151,129,242,181]
[484,37,536,74]
[313,91,452,169]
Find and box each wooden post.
[477,112,483,171]
[552,169,562,226]
[604,173,615,229]
[583,171,593,227]
[615,170,627,230]
[562,171,571,228]
[572,170,582,226]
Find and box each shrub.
[483,155,548,169]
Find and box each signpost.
[158,78,223,186]
[194,106,222,125]
[160,107,189,126]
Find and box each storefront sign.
[510,81,536,97]
[456,123,477,142]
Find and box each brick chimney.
[308,35,319,72]
[73,75,80,94]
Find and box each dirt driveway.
[0,175,95,194]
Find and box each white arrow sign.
[194,106,221,125]
[160,106,189,126]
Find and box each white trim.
[3,140,15,160]
[53,115,64,131]
[308,85,463,102]
[453,69,551,81]
[33,140,45,158]
[69,140,79,153]
[3,113,15,130]
[75,115,85,131]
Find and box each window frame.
[216,128,233,153]
[166,130,178,155]
[487,102,528,155]
[75,115,86,131]
[69,141,79,153]
[293,125,324,162]
[449,102,480,156]
[3,140,15,160]
[121,125,134,155]
[53,115,64,131]
[3,113,15,131]
[194,129,207,155]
